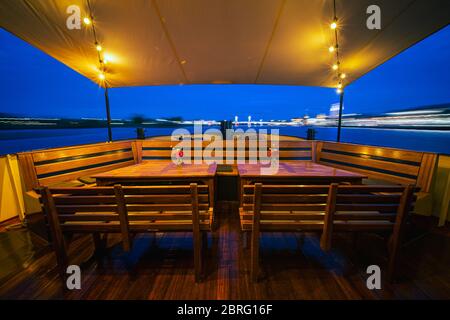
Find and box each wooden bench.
[316,141,436,191]
[39,183,213,282]
[18,140,139,198]
[241,183,416,282]
[139,138,314,167]
[18,137,437,217]
[18,138,436,190]
[321,183,416,282]
[316,141,436,215]
[240,183,333,281]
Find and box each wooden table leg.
[205,178,214,207]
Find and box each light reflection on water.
[0,126,449,155]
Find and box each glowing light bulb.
[103,53,115,63]
[98,73,105,80]
[340,73,346,79]
[328,46,335,53]
[96,44,102,51]
[337,83,342,89]
[83,17,91,25]
[330,21,337,29]
[332,64,338,70]
[336,88,342,94]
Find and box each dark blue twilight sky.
[0,25,449,120]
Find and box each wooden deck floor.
[0,202,449,299]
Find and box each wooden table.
[93,161,217,206]
[238,161,367,200]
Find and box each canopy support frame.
[104,85,113,142]
[336,91,344,142]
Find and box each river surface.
[0,126,449,155]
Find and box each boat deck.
[0,202,449,300]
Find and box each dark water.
[0,126,449,155]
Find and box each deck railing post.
[336,91,344,142]
[104,85,113,142]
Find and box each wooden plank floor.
[0,202,449,299]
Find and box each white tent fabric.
[1,0,449,88]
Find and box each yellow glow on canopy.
[103,53,117,63]
[1,1,448,88]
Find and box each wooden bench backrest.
[243,183,416,250]
[241,184,332,231]
[120,184,211,228]
[316,141,437,192]
[18,141,139,190]
[40,184,211,231]
[140,139,314,163]
[40,186,121,229]
[321,183,416,251]
[332,184,416,224]
[39,183,210,254]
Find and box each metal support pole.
[336,91,344,142]
[104,85,113,142]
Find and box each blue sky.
[0,25,449,120]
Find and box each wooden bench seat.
[39,183,213,282]
[241,183,416,282]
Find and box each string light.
[86,0,108,85]
[328,1,346,95]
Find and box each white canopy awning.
[1,0,449,88]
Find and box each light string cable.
[84,0,108,86]
[329,0,346,94]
